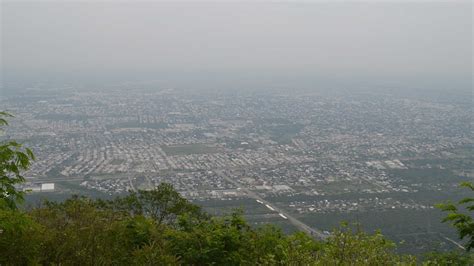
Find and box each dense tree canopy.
[1,185,473,265]
[0,188,418,265]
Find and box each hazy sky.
[1,1,472,90]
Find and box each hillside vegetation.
[1,184,473,265]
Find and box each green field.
[162,143,218,155]
[388,168,467,184]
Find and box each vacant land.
[162,143,219,155]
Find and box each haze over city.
[2,1,471,91]
[0,0,472,263]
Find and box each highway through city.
[216,170,328,240]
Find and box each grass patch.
[388,168,465,184]
[162,143,218,155]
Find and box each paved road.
[31,176,84,182]
[216,170,328,240]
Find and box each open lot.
[162,143,219,155]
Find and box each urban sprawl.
[2,87,472,250]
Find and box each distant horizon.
[2,1,471,93]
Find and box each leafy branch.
[436,181,474,251]
[0,112,35,209]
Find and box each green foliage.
[0,208,45,265]
[0,185,430,265]
[0,112,12,127]
[0,112,35,209]
[168,210,319,265]
[166,210,253,265]
[315,223,416,265]
[27,195,176,265]
[423,250,474,266]
[436,181,474,251]
[101,183,208,226]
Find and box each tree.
[166,209,257,265]
[105,183,206,226]
[0,112,35,209]
[0,185,428,265]
[0,208,45,265]
[315,222,416,265]
[423,250,474,266]
[436,181,474,251]
[29,195,168,265]
[284,231,322,265]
